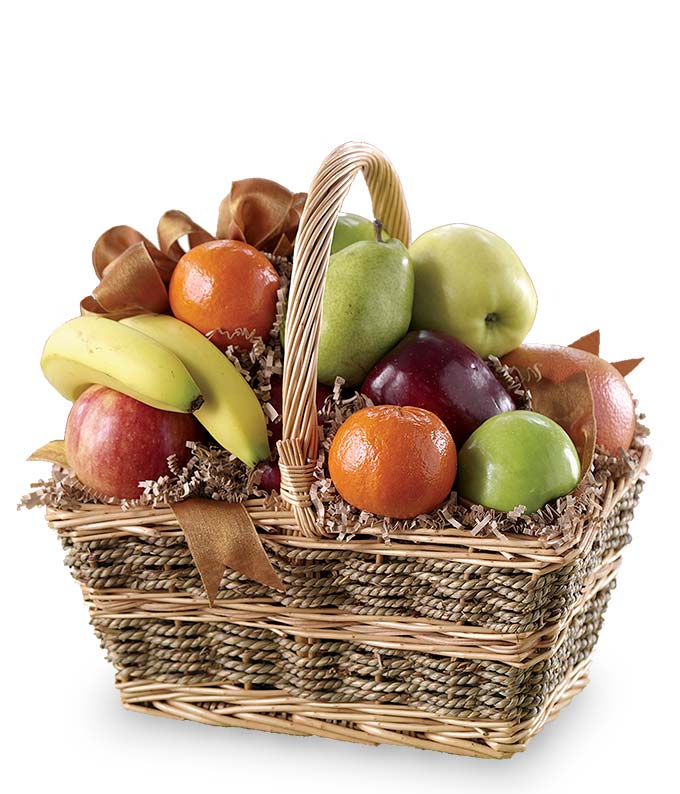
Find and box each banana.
[41,315,204,413]
[121,314,270,467]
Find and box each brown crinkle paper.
[487,355,533,410]
[21,303,648,547]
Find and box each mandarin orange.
[169,240,280,350]
[502,343,636,454]
[328,405,457,519]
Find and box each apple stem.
[373,219,384,243]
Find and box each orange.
[328,405,457,519]
[169,239,280,349]
[502,344,636,454]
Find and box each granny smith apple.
[409,224,537,358]
[317,237,414,387]
[331,213,390,254]
[457,411,580,514]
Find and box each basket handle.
[278,142,411,536]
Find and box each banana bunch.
[41,316,203,412]
[41,314,269,467]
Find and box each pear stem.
[373,219,384,243]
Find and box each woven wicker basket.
[43,142,649,759]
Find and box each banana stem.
[190,395,205,412]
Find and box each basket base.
[118,655,592,759]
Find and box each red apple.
[257,461,281,492]
[65,385,205,499]
[361,330,516,447]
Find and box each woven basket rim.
[45,442,648,571]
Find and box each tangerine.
[169,240,280,350]
[328,405,457,519]
[502,343,636,454]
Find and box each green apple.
[457,411,580,514]
[331,213,390,254]
[317,237,413,387]
[409,224,537,358]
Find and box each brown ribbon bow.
[81,179,306,320]
[217,178,307,256]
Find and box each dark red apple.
[266,376,333,449]
[257,461,281,492]
[361,330,515,447]
[65,385,206,499]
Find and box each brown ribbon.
[28,443,285,601]
[217,178,307,257]
[172,499,284,604]
[81,181,306,320]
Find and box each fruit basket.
[27,142,649,759]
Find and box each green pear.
[317,235,414,387]
[409,224,537,358]
[331,213,391,254]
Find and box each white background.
[2,1,677,790]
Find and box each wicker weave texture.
[49,479,642,749]
[93,572,613,721]
[61,484,639,638]
[118,656,592,759]
[111,580,610,761]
